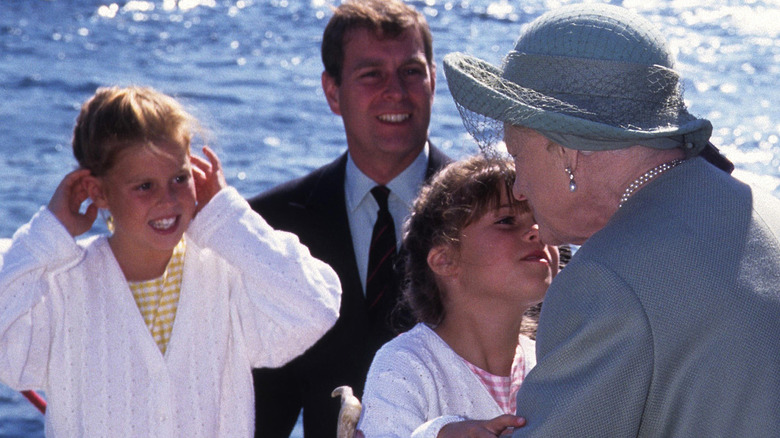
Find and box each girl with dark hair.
[357,155,560,437]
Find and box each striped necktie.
[366,185,397,310]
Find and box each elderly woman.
[443,4,780,437]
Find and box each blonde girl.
[0,86,340,437]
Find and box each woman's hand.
[438,414,526,438]
[191,146,227,213]
[47,168,98,237]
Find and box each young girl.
[0,86,341,436]
[356,155,560,437]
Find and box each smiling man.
[248,1,449,437]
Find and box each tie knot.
[370,185,391,211]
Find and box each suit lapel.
[300,155,366,311]
[427,144,452,179]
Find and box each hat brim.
[443,52,712,147]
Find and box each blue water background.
[1,0,778,436]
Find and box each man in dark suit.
[248,1,450,437]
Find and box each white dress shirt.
[345,143,430,294]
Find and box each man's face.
[322,26,435,173]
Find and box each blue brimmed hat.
[443,4,714,154]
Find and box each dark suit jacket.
[248,146,450,437]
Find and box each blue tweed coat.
[514,157,780,437]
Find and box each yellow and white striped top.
[129,239,186,355]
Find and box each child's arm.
[187,147,341,368]
[0,239,10,261]
[358,345,435,437]
[1,199,84,389]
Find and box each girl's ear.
[83,175,109,209]
[427,244,458,278]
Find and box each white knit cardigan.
[0,187,341,437]
[357,323,536,438]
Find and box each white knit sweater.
[0,187,341,437]
[357,323,536,438]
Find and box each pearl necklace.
[618,159,684,208]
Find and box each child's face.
[96,141,196,258]
[454,191,558,309]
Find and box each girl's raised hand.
[437,414,526,438]
[47,168,98,237]
[191,146,227,213]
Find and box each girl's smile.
[149,215,180,232]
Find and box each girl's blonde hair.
[72,86,196,176]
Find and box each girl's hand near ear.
[191,146,227,213]
[47,168,98,237]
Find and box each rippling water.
[1,0,779,435]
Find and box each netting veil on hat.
[443,3,713,154]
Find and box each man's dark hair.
[321,0,434,85]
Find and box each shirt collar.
[345,142,430,212]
